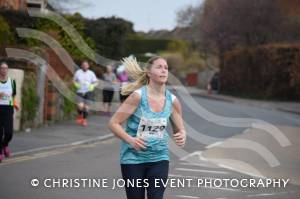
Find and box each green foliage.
[0,9,38,45]
[0,15,14,45]
[84,16,134,59]
[21,72,39,127]
[58,13,96,59]
[62,95,76,119]
[62,77,76,119]
[166,40,189,57]
[0,9,96,59]
[125,38,173,55]
[35,12,97,60]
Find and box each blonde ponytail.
[121,56,163,96]
[121,57,148,96]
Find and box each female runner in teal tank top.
[109,56,186,199]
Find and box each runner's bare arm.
[92,79,99,86]
[171,98,186,147]
[108,92,146,150]
[92,72,99,87]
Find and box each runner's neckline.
[145,86,167,114]
[0,78,8,83]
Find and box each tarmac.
[8,87,300,158]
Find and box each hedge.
[221,44,300,100]
[124,38,170,54]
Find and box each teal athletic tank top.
[120,85,176,164]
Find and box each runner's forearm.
[108,122,133,144]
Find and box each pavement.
[7,86,300,158]
[10,115,114,157]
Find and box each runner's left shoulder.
[167,90,177,103]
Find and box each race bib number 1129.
[137,117,167,139]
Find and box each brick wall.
[43,49,74,122]
[0,0,27,11]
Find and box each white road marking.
[216,163,266,179]
[175,167,230,175]
[178,149,269,181]
[1,137,112,166]
[195,185,240,192]
[180,151,208,162]
[174,195,200,199]
[206,141,223,149]
[179,162,213,168]
[169,173,218,180]
[246,192,289,197]
[11,133,114,157]
[242,128,252,134]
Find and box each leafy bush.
[21,72,39,128]
[125,37,172,55]
[222,44,300,100]
[0,15,14,45]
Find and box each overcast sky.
[68,0,203,32]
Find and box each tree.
[176,4,203,44]
[178,0,286,67]
[176,5,200,28]
[84,17,134,59]
[202,0,284,51]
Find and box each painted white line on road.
[179,151,268,180]
[174,195,200,199]
[206,141,223,149]
[169,174,218,180]
[217,163,266,179]
[175,168,230,175]
[68,134,114,146]
[246,192,289,197]
[179,162,212,168]
[2,143,93,165]
[242,128,252,134]
[1,134,115,166]
[180,151,201,161]
[11,133,114,158]
[195,185,240,192]
[180,151,209,162]
[198,152,208,162]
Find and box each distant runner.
[73,60,98,126]
[0,62,19,163]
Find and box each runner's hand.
[88,84,95,91]
[129,137,147,151]
[74,82,81,89]
[173,130,186,147]
[13,99,19,111]
[14,105,19,111]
